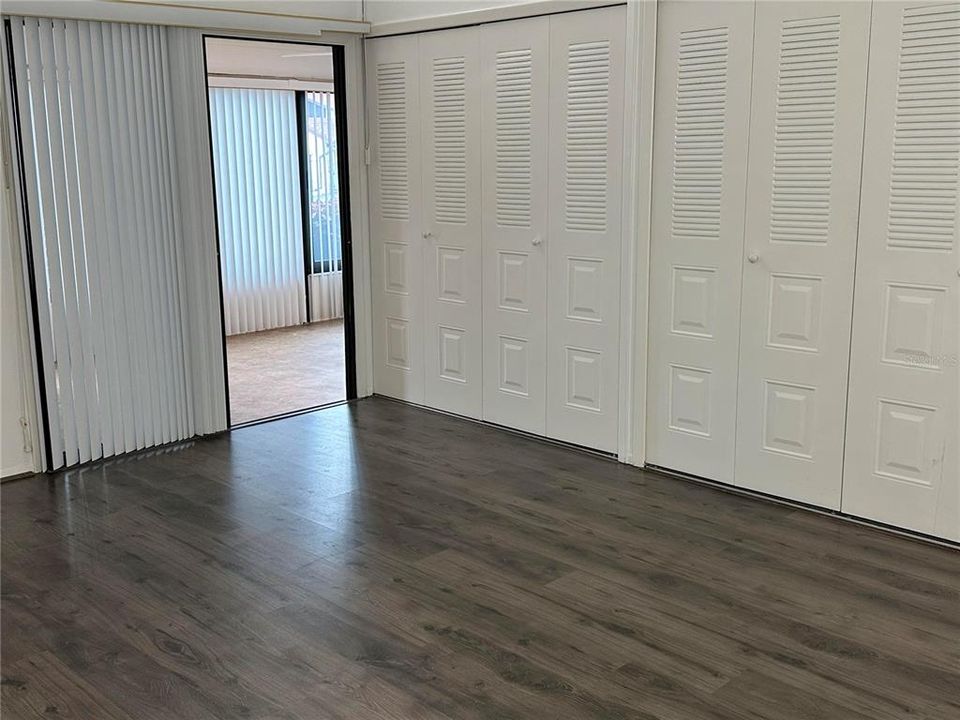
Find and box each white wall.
[1,130,38,478]
[1,1,369,34]
[206,38,335,85]
[127,0,364,20]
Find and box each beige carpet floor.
[226,320,345,425]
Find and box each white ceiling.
[125,0,363,21]
[205,38,334,83]
[363,0,533,25]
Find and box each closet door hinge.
[364,146,371,166]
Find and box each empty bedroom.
[1,1,957,719]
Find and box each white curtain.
[208,88,307,336]
[8,17,226,470]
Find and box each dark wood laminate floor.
[2,398,958,720]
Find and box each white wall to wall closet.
[646,0,959,541]
[367,5,626,452]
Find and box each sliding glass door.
[302,90,344,322]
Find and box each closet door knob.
[531,235,543,247]
[747,253,760,264]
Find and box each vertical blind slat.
[69,20,112,459]
[116,23,153,449]
[260,91,274,330]
[150,24,183,445]
[142,25,171,442]
[106,22,143,449]
[94,20,135,453]
[37,20,82,464]
[129,24,162,446]
[52,21,98,463]
[154,28,190,442]
[236,90,253,331]
[150,25,178,446]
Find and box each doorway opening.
[204,37,356,426]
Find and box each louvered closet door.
[368,37,425,403]
[545,6,626,453]
[419,28,483,418]
[734,3,871,509]
[842,2,960,540]
[480,17,550,435]
[645,2,756,480]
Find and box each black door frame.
[203,35,358,429]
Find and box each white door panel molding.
[735,1,871,509]
[646,0,756,480]
[842,1,960,540]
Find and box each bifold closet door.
[368,36,425,403]
[734,2,871,509]
[545,6,626,453]
[419,28,483,418]
[842,2,959,540]
[481,17,550,434]
[646,2,756,480]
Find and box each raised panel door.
[646,1,756,479]
[367,36,425,403]
[419,28,483,418]
[735,1,871,509]
[842,1,959,540]
[545,6,626,453]
[480,17,550,434]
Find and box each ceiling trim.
[365,0,624,38]
[1,1,371,35]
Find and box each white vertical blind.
[8,17,226,469]
[167,26,228,438]
[208,87,307,335]
[309,271,344,321]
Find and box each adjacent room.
[206,38,351,425]
[1,1,957,719]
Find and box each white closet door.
[646,2,756,480]
[367,36,425,403]
[480,17,550,435]
[419,28,483,418]
[842,2,960,540]
[734,2,871,509]
[545,6,626,453]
